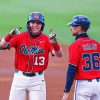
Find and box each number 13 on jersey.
[34,56,45,66]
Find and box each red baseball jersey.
[69,37,100,80]
[9,31,53,72]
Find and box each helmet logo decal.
[33,13,39,19]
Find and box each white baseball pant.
[9,71,46,100]
[74,78,100,100]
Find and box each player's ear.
[77,26,82,31]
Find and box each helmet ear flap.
[26,22,30,30]
[41,23,45,31]
[26,24,29,30]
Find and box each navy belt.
[88,78,100,82]
[14,69,43,77]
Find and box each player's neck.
[75,33,88,40]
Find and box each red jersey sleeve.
[69,42,81,67]
[9,35,19,49]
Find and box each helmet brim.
[67,22,78,26]
[67,22,90,29]
[27,19,44,24]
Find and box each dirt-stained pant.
[9,71,46,100]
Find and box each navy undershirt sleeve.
[64,64,77,92]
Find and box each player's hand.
[10,26,22,36]
[49,29,57,44]
[62,92,69,100]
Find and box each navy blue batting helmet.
[67,15,90,29]
[27,11,45,31]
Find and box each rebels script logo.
[20,45,44,54]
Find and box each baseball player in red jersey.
[62,15,100,100]
[0,11,62,100]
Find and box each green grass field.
[0,0,100,44]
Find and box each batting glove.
[10,26,22,36]
[49,29,57,44]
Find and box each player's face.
[70,26,80,36]
[29,20,42,34]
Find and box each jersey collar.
[75,33,89,40]
[28,30,41,38]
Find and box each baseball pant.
[9,71,46,100]
[74,78,100,100]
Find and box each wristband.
[52,43,60,51]
[4,34,12,42]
